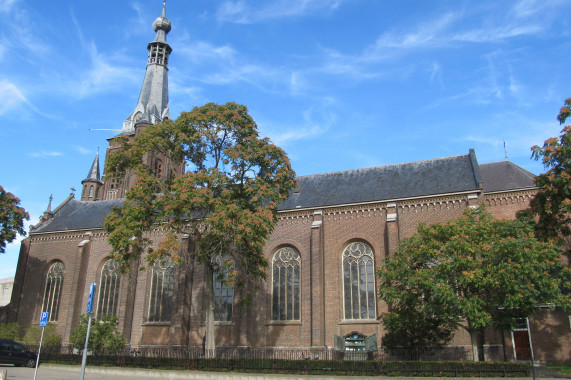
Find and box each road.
[0,364,562,380]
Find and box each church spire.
[81,151,103,202]
[83,150,101,183]
[122,2,172,133]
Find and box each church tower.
[122,1,172,133]
[80,151,103,201]
[101,2,182,201]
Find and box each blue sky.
[1,0,570,278]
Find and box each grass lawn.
[547,365,571,376]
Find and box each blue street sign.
[86,282,96,314]
[39,312,49,327]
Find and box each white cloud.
[75,146,92,155]
[28,151,64,158]
[0,80,30,115]
[0,0,18,13]
[269,100,337,145]
[66,12,139,98]
[217,0,345,24]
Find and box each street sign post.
[33,311,49,380]
[80,282,96,380]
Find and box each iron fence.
[28,345,531,377]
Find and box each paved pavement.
[0,364,565,380]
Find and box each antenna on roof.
[503,140,508,161]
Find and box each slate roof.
[478,161,536,193]
[32,150,538,234]
[278,150,482,211]
[32,199,123,234]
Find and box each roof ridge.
[295,152,470,180]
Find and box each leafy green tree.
[0,186,29,253]
[0,322,21,341]
[379,300,455,359]
[70,316,125,355]
[377,208,570,361]
[104,102,296,355]
[530,98,571,240]
[23,323,61,351]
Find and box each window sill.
[266,320,302,326]
[142,322,171,326]
[339,319,379,325]
[214,321,234,326]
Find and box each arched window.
[89,186,94,197]
[271,247,301,321]
[96,259,121,319]
[213,257,234,322]
[148,257,175,322]
[343,242,376,320]
[154,159,163,178]
[42,261,65,322]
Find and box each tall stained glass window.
[42,261,65,322]
[343,242,376,320]
[96,259,121,319]
[271,247,301,321]
[148,257,175,322]
[213,257,234,322]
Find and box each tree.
[0,322,21,341]
[70,316,125,355]
[377,208,570,361]
[23,323,61,352]
[530,98,571,240]
[0,186,29,253]
[104,102,296,355]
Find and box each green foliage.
[0,322,21,340]
[379,299,455,354]
[23,322,61,348]
[530,98,571,240]
[70,315,125,355]
[104,102,297,282]
[0,185,29,253]
[377,208,571,349]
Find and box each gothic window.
[89,186,94,197]
[154,159,163,178]
[271,247,301,321]
[42,261,64,322]
[343,242,376,320]
[213,257,234,322]
[148,257,175,322]
[96,259,121,319]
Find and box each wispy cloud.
[217,0,345,24]
[269,99,337,145]
[0,80,44,117]
[0,0,18,13]
[66,12,139,98]
[28,151,64,158]
[75,146,92,155]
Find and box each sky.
[0,0,570,278]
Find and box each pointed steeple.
[82,150,102,184]
[81,151,103,202]
[122,2,172,133]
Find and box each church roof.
[278,149,483,211]
[478,161,536,193]
[32,199,123,234]
[31,150,537,234]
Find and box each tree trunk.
[470,329,480,362]
[204,264,215,358]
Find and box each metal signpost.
[33,311,49,380]
[80,282,96,380]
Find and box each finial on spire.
[46,194,53,213]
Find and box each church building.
[8,4,570,364]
